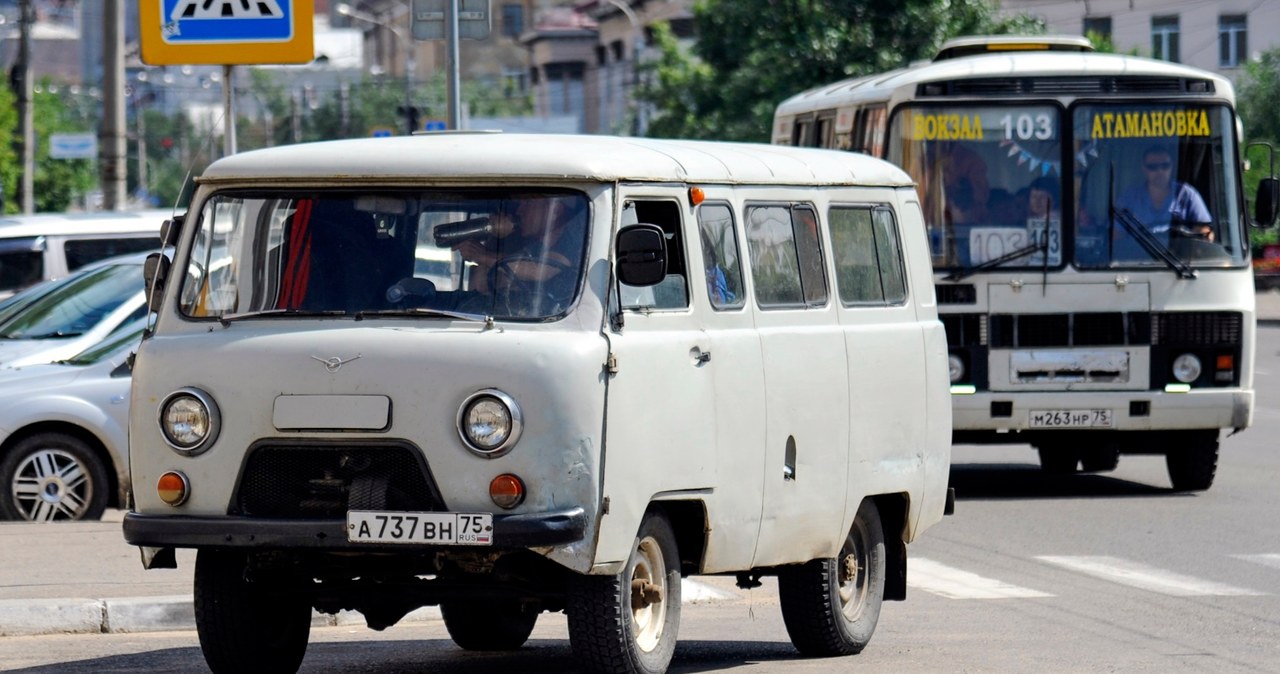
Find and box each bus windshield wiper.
[945,240,1046,282]
[1110,206,1197,279]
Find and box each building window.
[1152,16,1180,63]
[1083,16,1112,42]
[502,4,523,39]
[1220,15,1247,68]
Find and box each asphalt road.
[3,324,1280,672]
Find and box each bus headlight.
[1172,354,1202,384]
[159,388,220,454]
[948,354,966,383]
[457,389,523,457]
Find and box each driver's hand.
[455,239,494,265]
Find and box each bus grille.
[234,443,445,518]
[920,76,1212,97]
[1152,312,1242,346]
[989,312,1152,348]
[935,284,976,304]
[941,313,985,347]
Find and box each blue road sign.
[140,0,314,65]
[424,120,448,132]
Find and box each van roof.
[197,134,914,187]
[0,209,170,238]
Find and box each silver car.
[0,321,142,521]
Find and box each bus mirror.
[144,252,170,312]
[160,215,185,247]
[616,224,667,286]
[1255,178,1279,228]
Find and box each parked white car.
[0,319,143,521]
[0,253,146,370]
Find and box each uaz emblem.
[311,354,362,373]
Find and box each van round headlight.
[159,388,220,454]
[1172,353,1202,384]
[457,389,522,458]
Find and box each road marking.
[909,558,1053,599]
[1036,556,1265,596]
[1232,553,1280,570]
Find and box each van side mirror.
[143,252,170,312]
[616,224,667,286]
[160,215,185,247]
[1255,177,1279,228]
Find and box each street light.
[336,2,417,134]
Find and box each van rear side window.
[745,204,828,309]
[829,205,907,305]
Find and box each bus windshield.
[888,104,1064,272]
[1073,103,1245,269]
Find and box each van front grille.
[234,443,444,518]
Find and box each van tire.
[1166,432,1218,492]
[779,499,884,657]
[567,511,681,674]
[442,600,538,650]
[194,549,311,674]
[0,432,109,522]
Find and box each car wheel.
[442,599,538,650]
[568,510,681,674]
[194,548,312,674]
[0,432,110,521]
[778,498,885,656]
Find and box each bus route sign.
[139,0,315,66]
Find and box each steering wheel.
[488,255,574,316]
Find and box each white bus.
[773,35,1280,490]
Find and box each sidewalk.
[1258,288,1280,325]
[0,511,737,637]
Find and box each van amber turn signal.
[157,471,190,506]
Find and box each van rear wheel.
[567,511,681,674]
[194,549,312,674]
[778,498,885,657]
[442,599,538,650]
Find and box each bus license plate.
[347,511,493,545]
[1028,409,1113,428]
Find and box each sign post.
[138,0,315,154]
[412,0,490,130]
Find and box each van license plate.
[1028,409,1113,428]
[346,511,493,545]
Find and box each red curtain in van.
[277,199,314,309]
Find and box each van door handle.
[695,349,711,364]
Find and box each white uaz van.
[124,134,952,674]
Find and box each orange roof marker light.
[689,186,706,206]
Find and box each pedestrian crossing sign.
[139,0,315,65]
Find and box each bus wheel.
[1166,432,1219,492]
[442,600,538,650]
[1037,445,1080,474]
[1080,445,1120,473]
[194,549,311,674]
[779,498,884,657]
[568,510,681,674]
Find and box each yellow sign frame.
[139,0,315,66]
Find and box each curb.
[0,579,735,638]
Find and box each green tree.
[0,83,18,213]
[32,80,97,212]
[1238,48,1280,248]
[638,0,1043,142]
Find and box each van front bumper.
[123,507,586,551]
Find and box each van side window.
[620,200,688,310]
[829,205,907,305]
[745,204,828,309]
[696,203,744,310]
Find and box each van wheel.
[568,511,681,674]
[0,432,109,522]
[194,549,312,674]
[778,499,885,656]
[442,600,538,650]
[1166,432,1219,492]
[1037,445,1080,474]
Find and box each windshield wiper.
[945,241,1046,282]
[1110,206,1197,279]
[354,307,494,324]
[215,308,348,325]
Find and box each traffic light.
[396,105,420,135]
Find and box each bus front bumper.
[950,388,1252,432]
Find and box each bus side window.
[852,105,887,156]
[829,205,907,305]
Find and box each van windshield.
[180,189,590,321]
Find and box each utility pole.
[101,0,127,210]
[17,0,33,213]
